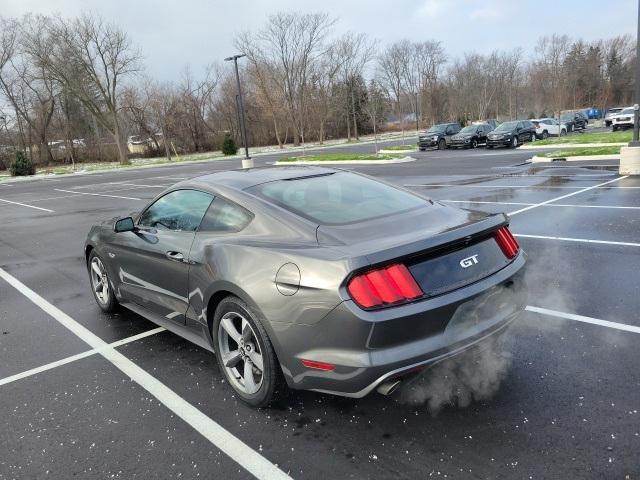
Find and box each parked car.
[417,123,461,150]
[586,107,602,120]
[450,123,493,148]
[532,118,567,139]
[84,166,526,406]
[612,107,635,131]
[560,111,588,132]
[486,120,536,148]
[604,107,624,127]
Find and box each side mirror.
[114,216,137,233]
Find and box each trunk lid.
[317,203,512,297]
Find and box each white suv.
[611,107,635,131]
[604,107,623,127]
[531,118,567,139]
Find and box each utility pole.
[225,54,253,168]
[619,0,640,174]
[632,0,640,146]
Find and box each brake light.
[347,263,423,309]
[495,226,519,259]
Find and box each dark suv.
[450,123,493,149]
[418,123,461,150]
[486,120,536,148]
[561,111,588,132]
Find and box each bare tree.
[0,16,57,164]
[378,41,411,134]
[334,32,376,140]
[236,12,335,146]
[23,13,141,164]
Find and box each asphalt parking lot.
[1,140,639,479]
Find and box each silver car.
[85,166,526,407]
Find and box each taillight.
[347,263,423,309]
[495,226,519,259]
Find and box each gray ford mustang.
[85,166,526,407]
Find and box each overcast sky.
[2,0,637,81]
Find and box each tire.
[419,147,426,152]
[613,125,618,132]
[471,138,478,148]
[212,296,286,407]
[486,145,493,149]
[541,131,548,140]
[560,129,566,136]
[511,136,518,148]
[529,133,534,142]
[437,138,446,150]
[88,250,118,313]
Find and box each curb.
[530,154,621,163]
[521,142,626,150]
[274,156,416,166]
[378,149,416,154]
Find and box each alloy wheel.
[217,311,264,395]
[90,257,110,305]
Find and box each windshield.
[620,108,634,115]
[459,126,478,134]
[494,121,518,132]
[247,171,427,225]
[426,124,447,133]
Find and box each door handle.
[165,251,185,262]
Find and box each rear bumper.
[278,252,527,397]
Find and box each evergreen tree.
[9,151,35,177]
[222,134,238,155]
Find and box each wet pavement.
[1,142,638,479]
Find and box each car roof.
[187,165,339,190]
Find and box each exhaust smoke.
[397,338,512,413]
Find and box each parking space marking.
[54,189,142,201]
[441,199,640,210]
[515,233,640,247]
[405,183,640,189]
[110,183,168,188]
[508,176,628,215]
[526,305,640,334]
[0,327,165,387]
[0,267,292,480]
[0,197,54,212]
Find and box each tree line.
[0,12,636,167]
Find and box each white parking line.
[0,267,291,480]
[405,183,640,189]
[0,197,54,212]
[111,183,167,188]
[508,176,628,215]
[526,305,640,334]
[515,233,640,248]
[0,327,165,387]
[441,199,640,210]
[54,189,142,201]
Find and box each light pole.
[620,0,640,174]
[225,54,253,168]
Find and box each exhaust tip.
[377,379,402,396]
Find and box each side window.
[139,190,213,232]
[199,196,252,233]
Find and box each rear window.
[246,172,427,225]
